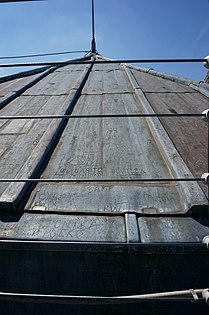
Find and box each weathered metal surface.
[145,92,208,194]
[125,67,207,205]
[83,64,133,94]
[130,68,193,93]
[138,217,209,243]
[0,68,57,111]
[0,212,125,242]
[0,59,209,315]
[129,67,209,196]
[0,64,90,210]
[0,74,42,99]
[125,214,140,243]
[28,183,188,214]
[128,65,200,86]
[26,64,207,214]
[23,65,85,96]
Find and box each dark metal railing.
[0,113,205,119]
[0,58,206,68]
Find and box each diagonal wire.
[0,0,44,3]
[0,51,89,60]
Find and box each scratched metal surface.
[27,63,206,214]
[138,217,209,243]
[0,73,42,100]
[0,212,126,242]
[1,61,209,315]
[131,68,209,195]
[0,60,208,242]
[130,68,194,93]
[23,65,86,96]
[0,64,88,210]
[83,63,133,94]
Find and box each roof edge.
[127,63,209,99]
[191,82,209,99]
[126,64,200,87]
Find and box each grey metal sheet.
[23,66,85,96]
[148,69,199,86]
[29,183,184,213]
[83,64,132,94]
[0,65,90,210]
[0,62,207,215]
[145,92,209,195]
[93,63,124,71]
[125,214,140,243]
[131,69,193,93]
[0,95,67,193]
[27,89,204,214]
[0,213,126,242]
[55,64,88,72]
[0,74,42,98]
[138,217,209,243]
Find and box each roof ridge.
[125,63,200,87]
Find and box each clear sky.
[0,0,209,81]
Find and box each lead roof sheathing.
[131,68,209,194]
[0,58,208,243]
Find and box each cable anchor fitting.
[189,289,199,303]
[201,173,209,185]
[202,236,209,248]
[202,109,209,122]
[204,55,209,69]
[202,289,209,306]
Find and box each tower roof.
[0,55,208,243]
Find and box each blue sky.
[0,0,209,81]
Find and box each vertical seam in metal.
[125,213,140,243]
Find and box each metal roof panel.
[0,212,126,242]
[25,65,207,214]
[0,59,207,243]
[130,68,194,93]
[138,217,209,243]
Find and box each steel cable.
[0,289,205,305]
[0,58,205,68]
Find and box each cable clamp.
[189,289,199,302]
[202,236,209,248]
[202,109,209,122]
[201,173,209,185]
[204,55,209,69]
[202,289,209,306]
